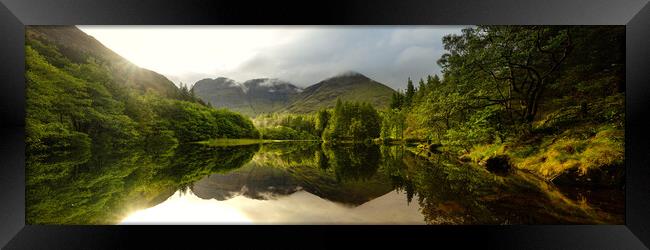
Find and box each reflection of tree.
[260,141,321,166]
[159,143,260,189]
[213,142,394,206]
[27,140,618,225]
[323,143,381,182]
[315,149,329,170]
[254,142,385,183]
[26,142,259,224]
[380,145,415,203]
[382,146,622,224]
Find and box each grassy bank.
[462,124,623,185]
[198,138,320,147]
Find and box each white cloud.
[395,46,438,66]
[77,26,466,90]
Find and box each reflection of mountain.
[191,163,301,201]
[191,143,394,206]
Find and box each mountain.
[192,77,248,110]
[192,77,302,116]
[192,71,396,116]
[283,71,396,113]
[26,26,180,98]
[243,78,304,113]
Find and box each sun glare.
[120,191,253,225]
[77,26,306,76]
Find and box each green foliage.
[405,77,416,105]
[152,98,259,142]
[389,90,406,109]
[323,98,381,141]
[315,109,331,135]
[253,112,321,140]
[177,82,206,104]
[26,37,260,157]
[388,26,623,152]
[380,108,406,140]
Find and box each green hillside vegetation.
[384,26,624,187]
[252,99,381,142]
[283,72,395,113]
[322,99,382,141]
[28,26,183,99]
[253,112,321,140]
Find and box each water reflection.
[190,142,393,206]
[26,140,624,225]
[26,142,259,224]
[121,190,424,224]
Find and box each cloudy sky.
[78,26,466,90]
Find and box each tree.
[324,99,381,141]
[427,74,441,89]
[316,109,330,136]
[390,91,405,109]
[438,26,574,123]
[413,78,426,101]
[381,109,406,140]
[405,77,415,106]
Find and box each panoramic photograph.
[25,25,624,225]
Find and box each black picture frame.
[1,0,649,249]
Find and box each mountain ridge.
[283,71,396,113]
[192,71,396,116]
[192,77,303,116]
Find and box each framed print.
[1,0,649,249]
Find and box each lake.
[26,141,624,225]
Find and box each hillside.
[25,26,259,149]
[192,77,249,111]
[26,26,181,98]
[283,71,396,113]
[243,78,304,114]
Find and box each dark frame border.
[1,0,649,249]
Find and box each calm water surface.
[26,141,624,225]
